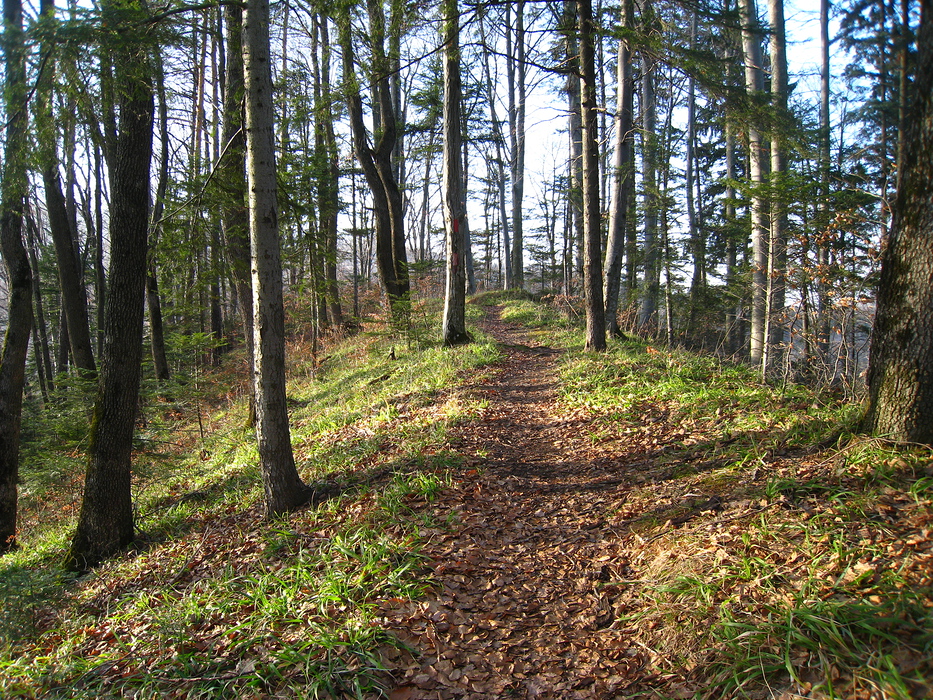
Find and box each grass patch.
[0,303,498,698]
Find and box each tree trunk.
[319,15,344,329]
[338,4,409,317]
[442,0,470,346]
[37,0,96,378]
[863,2,933,445]
[148,50,171,383]
[478,8,511,288]
[738,0,769,365]
[243,0,312,515]
[685,11,703,340]
[603,0,634,338]
[0,0,31,554]
[639,43,660,330]
[508,1,527,289]
[765,0,788,376]
[816,0,831,362]
[67,8,154,569]
[578,0,606,351]
[219,2,255,411]
[724,123,741,356]
[26,215,55,393]
[565,0,584,286]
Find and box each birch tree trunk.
[738,0,769,364]
[765,0,788,375]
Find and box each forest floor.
[375,305,651,698]
[2,297,932,700]
[371,304,933,700]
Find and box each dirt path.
[377,306,651,699]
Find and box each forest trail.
[376,305,652,699]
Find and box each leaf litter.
[4,304,932,699]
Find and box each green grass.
[4,294,932,699]
[0,300,499,698]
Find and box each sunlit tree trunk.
[738,0,769,365]
[578,0,605,350]
[764,0,788,375]
[603,0,634,338]
[243,0,312,515]
[863,4,933,445]
[442,0,470,346]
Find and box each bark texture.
[578,0,605,351]
[738,0,769,363]
[244,0,310,515]
[442,0,470,347]
[863,1,933,445]
[0,0,31,553]
[68,13,153,569]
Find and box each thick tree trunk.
[67,11,153,569]
[442,0,470,346]
[863,3,933,445]
[0,0,31,554]
[243,0,311,515]
[603,0,634,338]
[578,0,605,351]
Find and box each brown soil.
[376,306,655,699]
